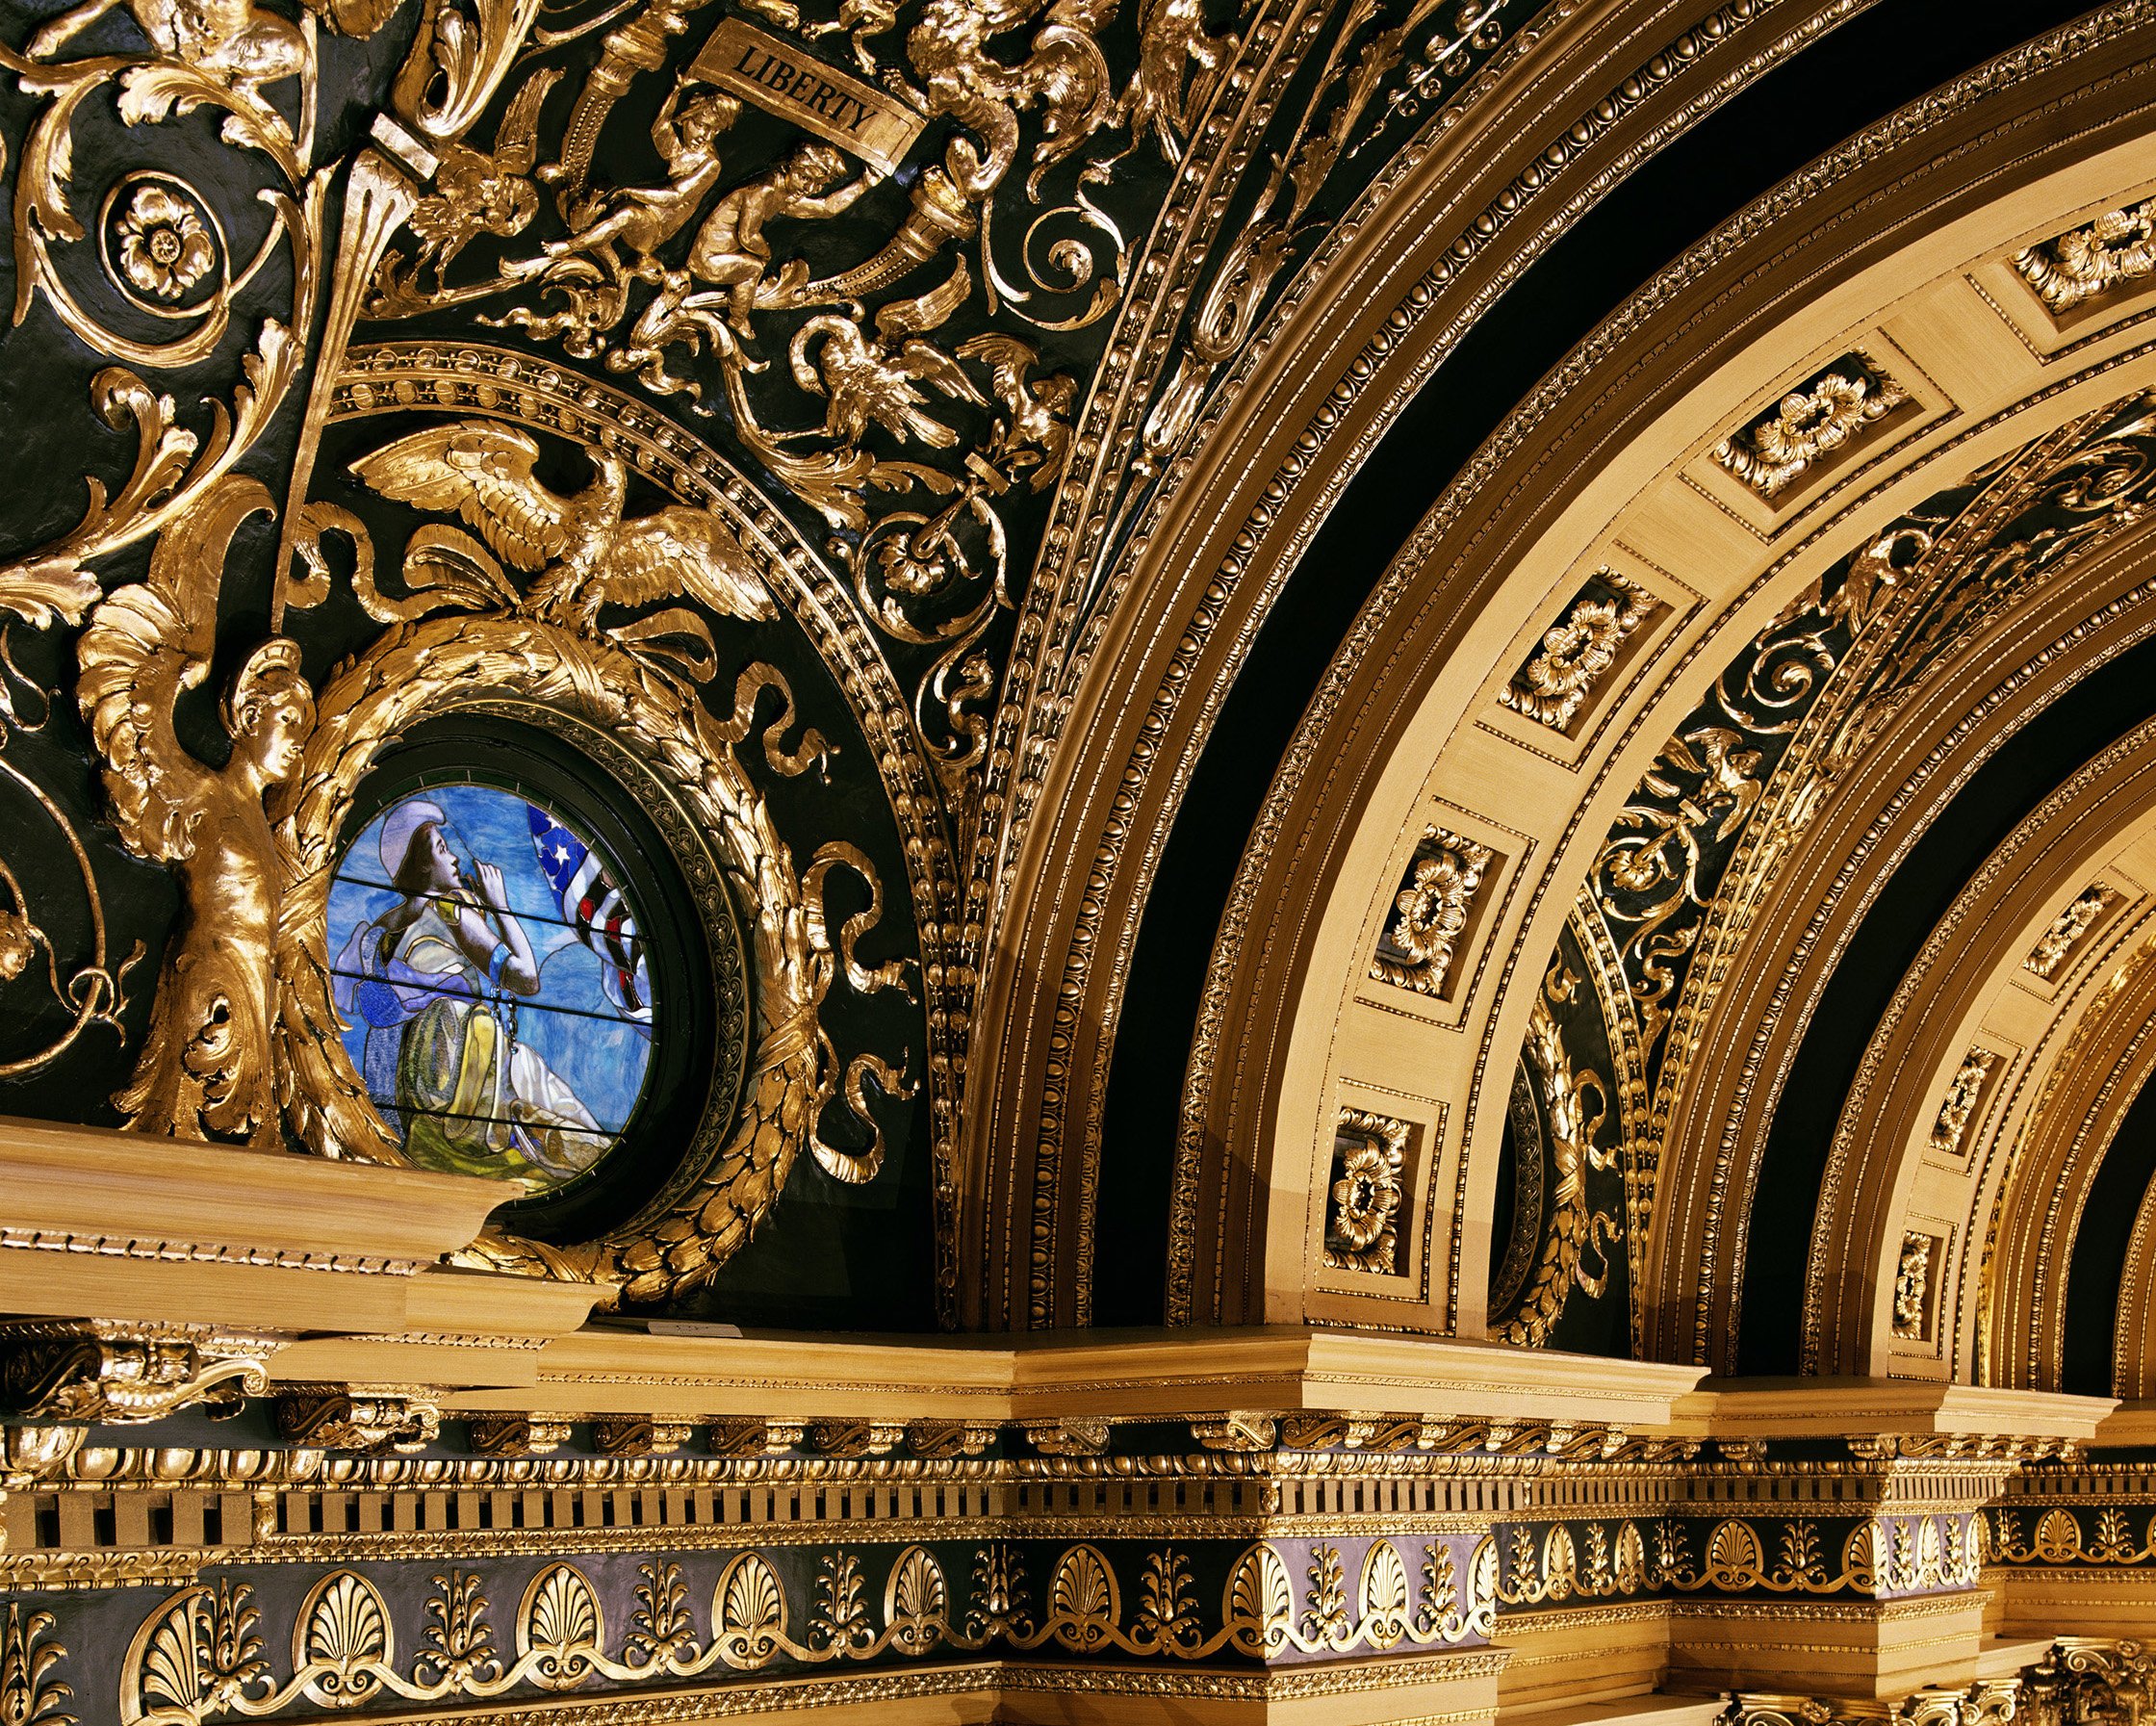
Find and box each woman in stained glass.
[337,799,608,1182]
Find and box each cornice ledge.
[1679,1378,2118,1439]
[0,1115,526,1333]
[2090,1399,2156,1448]
[0,1113,505,1265]
[457,1324,1706,1423]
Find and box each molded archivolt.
[958,0,2018,1330]
[1093,14,2156,1356]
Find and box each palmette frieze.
[81,1534,1500,1726]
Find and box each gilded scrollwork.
[2025,883,2118,980]
[1369,825,1492,998]
[1494,960,1618,1348]
[1930,1048,1997,1158]
[0,1319,278,1423]
[1323,1108,1408,1275]
[275,1385,445,1453]
[1891,1230,1935,1341]
[1502,573,1658,733]
[2022,1640,2156,1726]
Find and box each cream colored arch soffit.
[1635,515,2156,1381]
[953,0,1924,1330]
[1980,863,2156,1394]
[1676,538,2156,1383]
[1164,18,2156,1329]
[1224,119,2156,1336]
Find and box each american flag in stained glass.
[529,805,652,1025]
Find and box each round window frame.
[333,707,751,1241]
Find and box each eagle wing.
[954,331,1033,410]
[596,506,778,623]
[347,424,571,573]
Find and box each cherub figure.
[684,142,870,337]
[77,477,314,1146]
[520,85,742,280]
[29,0,308,109]
[404,66,564,280]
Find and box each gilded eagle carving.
[348,424,778,632]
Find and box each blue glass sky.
[329,784,655,1138]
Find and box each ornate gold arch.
[1076,13,2156,1346]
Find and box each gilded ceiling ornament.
[347,423,777,636]
[113,184,218,302]
[1025,1419,1110,1456]
[467,1415,574,1457]
[0,1320,277,1424]
[709,1419,808,1456]
[404,68,563,283]
[0,1427,87,1489]
[808,1421,907,1457]
[2024,885,2118,981]
[906,1421,997,1458]
[2015,201,2156,314]
[1487,1060,1545,1317]
[591,1417,695,1456]
[1929,1049,1998,1159]
[1712,355,1910,501]
[1502,574,1658,732]
[1892,1231,1936,1342]
[0,1603,73,1726]
[1494,963,1618,1348]
[1323,1110,1408,1275]
[1370,826,1493,997]
[276,1385,444,1453]
[1189,1412,1277,1452]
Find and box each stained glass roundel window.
[328,783,657,1194]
